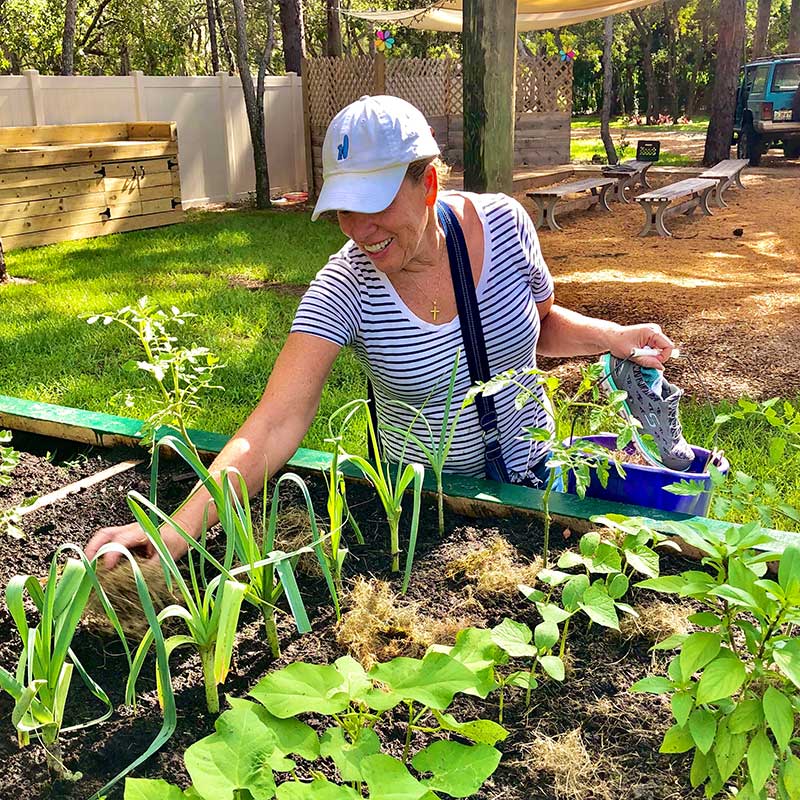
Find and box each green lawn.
[570,138,694,166]
[3,208,798,529]
[572,114,710,133]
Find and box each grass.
[571,114,709,133]
[3,207,799,530]
[570,138,694,166]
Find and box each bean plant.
[469,361,643,567]
[329,399,424,593]
[87,296,223,458]
[0,429,35,538]
[124,649,507,799]
[631,520,799,798]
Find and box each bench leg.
[531,197,546,230]
[700,186,714,216]
[542,197,562,232]
[639,200,669,237]
[640,164,653,190]
[715,177,729,209]
[654,202,672,237]
[734,169,746,190]
[598,183,613,212]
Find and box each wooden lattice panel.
[516,57,573,114]
[386,58,452,120]
[306,56,374,130]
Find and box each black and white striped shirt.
[292,192,555,480]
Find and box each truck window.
[752,65,770,93]
[772,62,800,92]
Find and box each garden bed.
[0,430,705,800]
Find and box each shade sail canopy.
[346,0,663,32]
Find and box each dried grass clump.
[84,558,175,640]
[444,535,542,596]
[336,577,479,668]
[271,506,323,576]
[620,600,691,643]
[522,728,613,800]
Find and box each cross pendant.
[431,300,439,321]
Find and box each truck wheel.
[738,123,763,166]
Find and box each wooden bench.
[699,158,748,208]
[526,177,618,232]
[601,158,656,202]
[636,178,718,237]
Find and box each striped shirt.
[291,191,555,481]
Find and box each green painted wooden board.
[1,394,796,550]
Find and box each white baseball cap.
[311,95,441,222]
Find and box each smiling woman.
[85,95,676,567]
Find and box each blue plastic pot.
[564,434,729,516]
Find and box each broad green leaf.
[773,640,800,690]
[320,727,380,782]
[413,741,501,798]
[630,676,673,694]
[361,754,436,800]
[276,778,360,800]
[250,663,349,718]
[713,719,748,782]
[539,655,565,681]
[781,754,800,797]
[579,583,619,630]
[680,632,721,679]
[778,545,800,598]
[334,655,372,702]
[534,570,570,587]
[536,602,572,624]
[696,654,746,705]
[653,633,689,651]
[184,703,277,800]
[729,698,764,734]
[688,708,716,754]
[124,779,188,800]
[763,687,794,752]
[558,550,587,570]
[608,573,629,600]
[623,547,660,579]
[637,575,686,594]
[688,612,721,627]
[534,621,559,651]
[660,723,694,753]
[369,652,478,710]
[431,711,509,746]
[747,730,775,792]
[589,542,622,574]
[690,749,708,788]
[561,574,589,611]
[445,627,504,697]
[227,698,319,762]
[671,691,694,727]
[579,532,601,556]
[490,619,536,658]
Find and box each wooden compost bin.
[0,121,184,251]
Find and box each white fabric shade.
[346,0,663,32]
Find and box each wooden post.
[301,58,316,199]
[374,52,386,95]
[23,69,45,126]
[218,70,237,203]
[462,0,516,193]
[132,70,147,121]
[0,237,7,283]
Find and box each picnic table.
[601,159,656,202]
[636,177,717,237]
[699,158,749,208]
[526,176,618,232]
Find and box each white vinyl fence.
[0,70,307,206]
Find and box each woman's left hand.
[607,323,676,370]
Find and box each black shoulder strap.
[437,200,510,483]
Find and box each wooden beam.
[0,179,104,206]
[0,164,104,191]
[0,192,107,222]
[0,141,177,171]
[0,122,129,148]
[126,122,177,141]
[462,0,517,193]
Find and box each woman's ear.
[424,163,439,207]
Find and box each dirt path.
[517,171,800,401]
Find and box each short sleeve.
[291,255,362,347]
[510,195,554,302]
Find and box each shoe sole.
[599,355,670,469]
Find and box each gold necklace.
[430,228,448,321]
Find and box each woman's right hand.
[85,520,190,569]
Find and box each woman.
[86,95,673,566]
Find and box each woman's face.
[337,169,434,274]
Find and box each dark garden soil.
[0,433,703,800]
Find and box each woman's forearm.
[536,304,623,358]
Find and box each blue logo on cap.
[337,134,350,161]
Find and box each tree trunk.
[630,10,659,124]
[206,0,220,74]
[0,238,7,283]
[600,16,617,164]
[790,0,800,52]
[61,0,78,75]
[231,0,272,208]
[119,42,130,75]
[215,0,235,73]
[703,0,746,166]
[278,0,305,73]
[326,0,342,57]
[664,5,681,120]
[752,0,772,58]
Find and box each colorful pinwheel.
[375,29,395,52]
[559,48,576,62]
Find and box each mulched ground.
[517,171,800,401]
[0,435,703,800]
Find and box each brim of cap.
[311,164,408,221]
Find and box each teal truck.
[734,53,800,165]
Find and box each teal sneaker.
[599,353,695,472]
